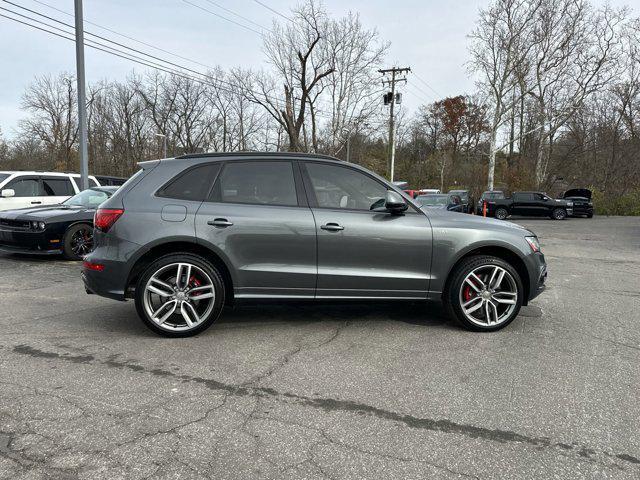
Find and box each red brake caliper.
[189,275,202,297]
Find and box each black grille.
[0,218,31,230]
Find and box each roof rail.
[175,151,342,162]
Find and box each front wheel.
[443,255,523,331]
[134,253,225,337]
[551,208,567,220]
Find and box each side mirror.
[1,189,15,198]
[384,190,408,214]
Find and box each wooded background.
[0,0,638,214]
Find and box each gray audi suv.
[82,153,547,337]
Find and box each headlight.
[525,236,541,253]
[30,221,45,230]
[567,201,574,206]
[38,221,46,230]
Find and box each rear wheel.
[551,208,567,220]
[495,208,509,220]
[135,253,225,337]
[63,223,93,260]
[443,255,523,331]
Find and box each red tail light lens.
[94,208,124,232]
[83,261,104,272]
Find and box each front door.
[301,161,432,299]
[195,160,317,299]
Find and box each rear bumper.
[81,234,146,301]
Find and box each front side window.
[305,163,387,211]
[42,177,74,196]
[158,163,221,201]
[6,177,40,197]
[214,161,298,206]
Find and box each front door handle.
[31,201,42,205]
[321,223,344,232]
[207,218,233,228]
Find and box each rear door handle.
[208,218,233,228]
[321,223,344,232]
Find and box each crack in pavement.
[9,343,640,472]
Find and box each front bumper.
[526,253,547,303]
[0,228,63,255]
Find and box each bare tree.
[20,73,79,171]
[468,0,541,190]
[524,0,626,187]
[245,0,334,151]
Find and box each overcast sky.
[0,0,632,139]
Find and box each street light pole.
[74,0,89,190]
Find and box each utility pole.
[74,0,89,190]
[379,67,410,182]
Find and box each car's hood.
[561,188,592,200]
[421,204,447,210]
[422,207,533,234]
[0,205,89,221]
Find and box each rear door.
[511,193,533,215]
[195,159,317,299]
[40,176,75,205]
[301,161,432,299]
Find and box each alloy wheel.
[142,262,216,332]
[70,227,93,257]
[459,265,518,327]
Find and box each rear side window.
[157,163,221,201]
[42,177,74,196]
[514,193,533,201]
[6,177,40,197]
[212,161,298,207]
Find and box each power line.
[31,0,222,72]
[0,7,245,97]
[181,0,264,36]
[2,1,275,100]
[412,72,442,98]
[202,0,268,31]
[251,0,292,22]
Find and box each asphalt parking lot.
[0,216,639,479]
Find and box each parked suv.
[489,192,573,220]
[0,171,101,211]
[82,153,547,337]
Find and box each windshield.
[482,192,504,200]
[417,195,448,206]
[450,191,469,201]
[63,188,110,208]
[0,174,9,185]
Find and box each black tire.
[62,223,94,260]
[495,207,509,220]
[134,253,225,337]
[443,255,523,332]
[587,212,593,218]
[551,208,567,220]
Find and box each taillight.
[94,208,124,232]
[83,261,104,272]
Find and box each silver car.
[82,153,547,337]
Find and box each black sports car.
[0,186,118,260]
